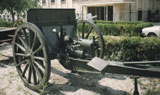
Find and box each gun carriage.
[12,9,160,93]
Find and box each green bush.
[0,20,13,27]
[104,36,160,61]
[95,20,146,24]
[78,21,152,37]
[78,21,158,61]
[95,21,153,36]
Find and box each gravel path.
[0,43,149,95]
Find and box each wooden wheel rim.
[13,23,50,90]
[77,20,105,58]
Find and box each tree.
[0,0,39,22]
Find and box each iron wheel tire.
[13,23,51,91]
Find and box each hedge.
[0,20,13,27]
[95,20,148,24]
[78,21,153,37]
[96,21,152,36]
[103,36,160,61]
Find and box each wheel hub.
[26,53,31,57]
[25,49,34,63]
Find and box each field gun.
[13,9,160,94]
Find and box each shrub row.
[96,21,152,36]
[0,20,13,27]
[78,21,152,36]
[103,36,160,61]
[95,20,147,25]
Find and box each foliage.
[138,78,160,95]
[0,0,39,22]
[103,36,160,61]
[95,20,146,24]
[78,21,152,37]
[0,20,13,27]
[96,21,153,36]
[39,83,49,95]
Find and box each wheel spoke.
[16,59,27,66]
[15,42,26,52]
[34,61,45,72]
[82,22,85,38]
[95,36,99,40]
[33,45,43,54]
[17,34,27,49]
[34,56,45,61]
[32,65,38,84]
[85,27,93,39]
[22,29,29,46]
[22,64,29,77]
[33,64,43,81]
[28,30,31,48]
[15,53,26,57]
[28,64,32,83]
[31,33,37,50]
[96,48,101,57]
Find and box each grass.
[9,72,15,78]
[138,78,160,95]
[39,83,49,95]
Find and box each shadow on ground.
[41,66,129,95]
[0,44,129,95]
[0,55,14,68]
[0,44,14,67]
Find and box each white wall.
[40,0,160,21]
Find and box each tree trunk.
[10,7,15,22]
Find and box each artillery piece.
[13,9,160,93]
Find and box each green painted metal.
[27,8,77,57]
[88,57,160,78]
[26,8,105,69]
[13,8,105,90]
[13,8,160,91]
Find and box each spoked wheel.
[13,23,50,91]
[77,20,105,58]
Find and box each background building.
[0,10,12,21]
[40,0,160,22]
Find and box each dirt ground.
[0,43,159,95]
